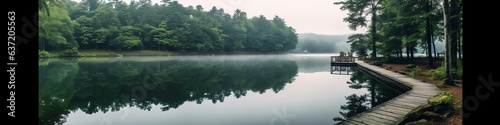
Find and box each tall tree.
[335,0,382,58]
[39,4,77,51]
[92,4,120,50]
[83,0,100,11]
[449,0,460,68]
[425,0,435,68]
[442,0,454,85]
[39,0,65,16]
[347,34,370,57]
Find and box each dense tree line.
[39,0,298,54]
[336,0,462,85]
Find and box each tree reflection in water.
[39,58,298,125]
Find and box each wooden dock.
[338,60,441,125]
[331,56,357,66]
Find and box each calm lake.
[39,54,404,125]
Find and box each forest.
[335,0,462,61]
[335,0,462,85]
[39,0,299,56]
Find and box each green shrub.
[424,60,462,81]
[409,67,422,78]
[39,50,50,58]
[60,47,79,57]
[405,64,417,71]
[429,91,454,108]
[424,66,444,80]
[453,60,463,79]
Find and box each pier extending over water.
[338,59,441,125]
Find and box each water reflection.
[39,55,405,125]
[330,66,354,75]
[332,67,405,124]
[39,57,298,125]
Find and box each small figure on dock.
[339,51,345,57]
[348,51,353,57]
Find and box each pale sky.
[76,0,368,35]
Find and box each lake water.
[39,54,405,125]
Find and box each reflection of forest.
[39,58,298,125]
[333,68,405,124]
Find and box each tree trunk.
[406,46,410,60]
[450,0,459,68]
[442,0,454,85]
[410,45,414,61]
[432,35,437,58]
[458,28,462,60]
[426,0,435,68]
[458,10,462,60]
[371,7,377,58]
[430,0,437,59]
[400,47,403,58]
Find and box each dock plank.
[363,113,400,123]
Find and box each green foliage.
[424,60,462,80]
[39,4,77,51]
[424,65,445,80]
[346,34,370,57]
[429,91,454,108]
[39,51,51,58]
[39,1,298,55]
[409,67,422,78]
[405,64,417,71]
[455,99,462,110]
[60,47,79,57]
[454,60,463,79]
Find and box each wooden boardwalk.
[339,60,441,125]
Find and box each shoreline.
[39,50,343,58]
